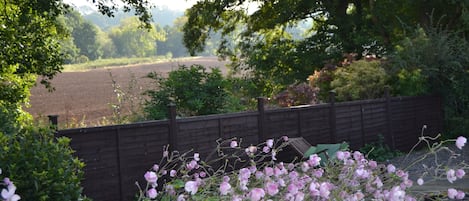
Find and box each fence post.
[168,103,178,151]
[384,88,395,149]
[257,97,266,143]
[329,91,337,143]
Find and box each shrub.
[390,68,429,96]
[274,82,319,107]
[359,135,402,162]
[144,64,230,120]
[388,26,469,139]
[137,135,468,200]
[0,127,88,201]
[330,60,388,101]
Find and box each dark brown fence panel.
[177,117,224,157]
[361,101,387,145]
[56,95,443,201]
[264,109,300,139]
[298,105,331,144]
[391,97,419,150]
[58,128,120,201]
[117,123,170,200]
[219,112,259,146]
[335,103,364,150]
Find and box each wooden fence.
[56,94,443,201]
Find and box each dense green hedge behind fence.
[57,94,442,201]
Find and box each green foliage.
[144,65,230,119]
[390,68,429,96]
[388,26,469,139]
[183,0,469,99]
[0,127,87,201]
[331,60,388,101]
[359,136,402,162]
[109,17,166,58]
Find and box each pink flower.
[199,171,206,178]
[313,169,324,178]
[354,168,370,179]
[184,181,198,195]
[448,188,458,199]
[163,150,169,158]
[388,186,406,201]
[309,182,320,196]
[369,160,378,169]
[239,168,251,180]
[307,154,321,167]
[144,171,158,184]
[186,160,198,170]
[193,153,200,161]
[417,178,424,186]
[456,169,465,179]
[295,192,305,201]
[245,146,258,155]
[219,181,231,195]
[264,167,274,177]
[287,183,299,194]
[447,169,457,183]
[374,177,383,188]
[263,146,270,153]
[265,182,279,196]
[336,151,345,160]
[266,139,274,148]
[152,164,159,172]
[387,164,396,173]
[456,191,465,199]
[249,188,265,201]
[282,136,289,141]
[146,188,157,199]
[353,151,364,161]
[230,140,238,148]
[170,170,177,177]
[319,182,333,199]
[456,136,467,149]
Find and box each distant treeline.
[61,6,219,63]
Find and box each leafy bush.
[144,64,230,119]
[274,82,319,107]
[330,60,388,101]
[388,26,469,139]
[0,127,88,201]
[359,135,402,162]
[390,68,429,96]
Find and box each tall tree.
[64,9,103,61]
[183,0,469,96]
[0,0,152,131]
[109,17,166,57]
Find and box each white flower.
[417,178,424,186]
[456,136,467,150]
[1,183,20,201]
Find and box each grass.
[63,56,200,72]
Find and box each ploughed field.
[26,57,228,128]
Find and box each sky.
[64,0,198,11]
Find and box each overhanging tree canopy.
[183,0,469,95]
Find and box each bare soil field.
[26,57,229,128]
